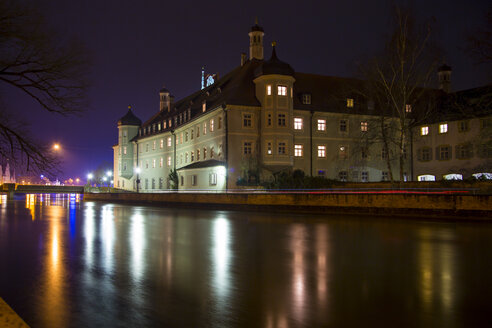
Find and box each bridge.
[1,183,84,199]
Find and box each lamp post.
[87,173,93,187]
[135,167,141,193]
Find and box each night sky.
[6,0,491,181]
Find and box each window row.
[417,144,492,161]
[246,114,369,133]
[140,114,222,138]
[178,173,218,187]
[140,117,222,153]
[138,145,223,169]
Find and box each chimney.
[241,52,247,66]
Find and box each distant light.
[106,170,112,176]
[76,178,80,183]
[103,177,107,182]
[40,174,44,179]
[110,180,113,184]
[87,173,93,180]
[135,167,141,174]
[53,143,60,150]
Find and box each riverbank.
[84,192,492,220]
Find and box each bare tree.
[0,0,89,175]
[465,8,492,66]
[357,5,441,182]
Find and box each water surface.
[1,194,491,327]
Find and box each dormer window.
[278,85,287,96]
[347,98,354,108]
[163,120,167,129]
[266,85,272,95]
[406,104,412,113]
[302,93,311,104]
[202,101,206,112]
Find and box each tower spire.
[248,19,265,60]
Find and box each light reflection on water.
[0,194,491,327]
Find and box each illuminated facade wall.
[413,116,492,180]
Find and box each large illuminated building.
[113,22,491,191]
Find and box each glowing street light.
[106,170,112,177]
[53,143,60,151]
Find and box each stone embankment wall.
[84,192,492,219]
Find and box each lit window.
[267,142,272,155]
[180,133,183,144]
[439,123,448,134]
[294,117,303,130]
[160,157,163,167]
[294,144,303,157]
[160,139,164,148]
[421,126,429,136]
[167,156,171,167]
[209,173,217,186]
[168,119,172,127]
[317,119,326,131]
[267,85,272,95]
[202,102,206,112]
[302,94,311,104]
[244,142,252,155]
[406,104,412,113]
[167,137,172,147]
[153,159,156,168]
[278,113,286,127]
[123,146,127,155]
[339,120,347,132]
[278,85,287,96]
[203,147,207,159]
[203,122,207,134]
[418,175,436,181]
[210,119,214,132]
[278,142,286,155]
[347,98,354,108]
[318,145,326,158]
[163,121,167,129]
[243,113,252,127]
[361,121,368,132]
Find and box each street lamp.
[87,173,93,186]
[53,143,60,151]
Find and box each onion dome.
[118,107,142,126]
[254,42,294,77]
[438,64,452,72]
[250,17,264,32]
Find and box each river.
[1,193,491,327]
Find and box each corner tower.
[248,18,264,60]
[115,106,141,189]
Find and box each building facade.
[113,23,491,191]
